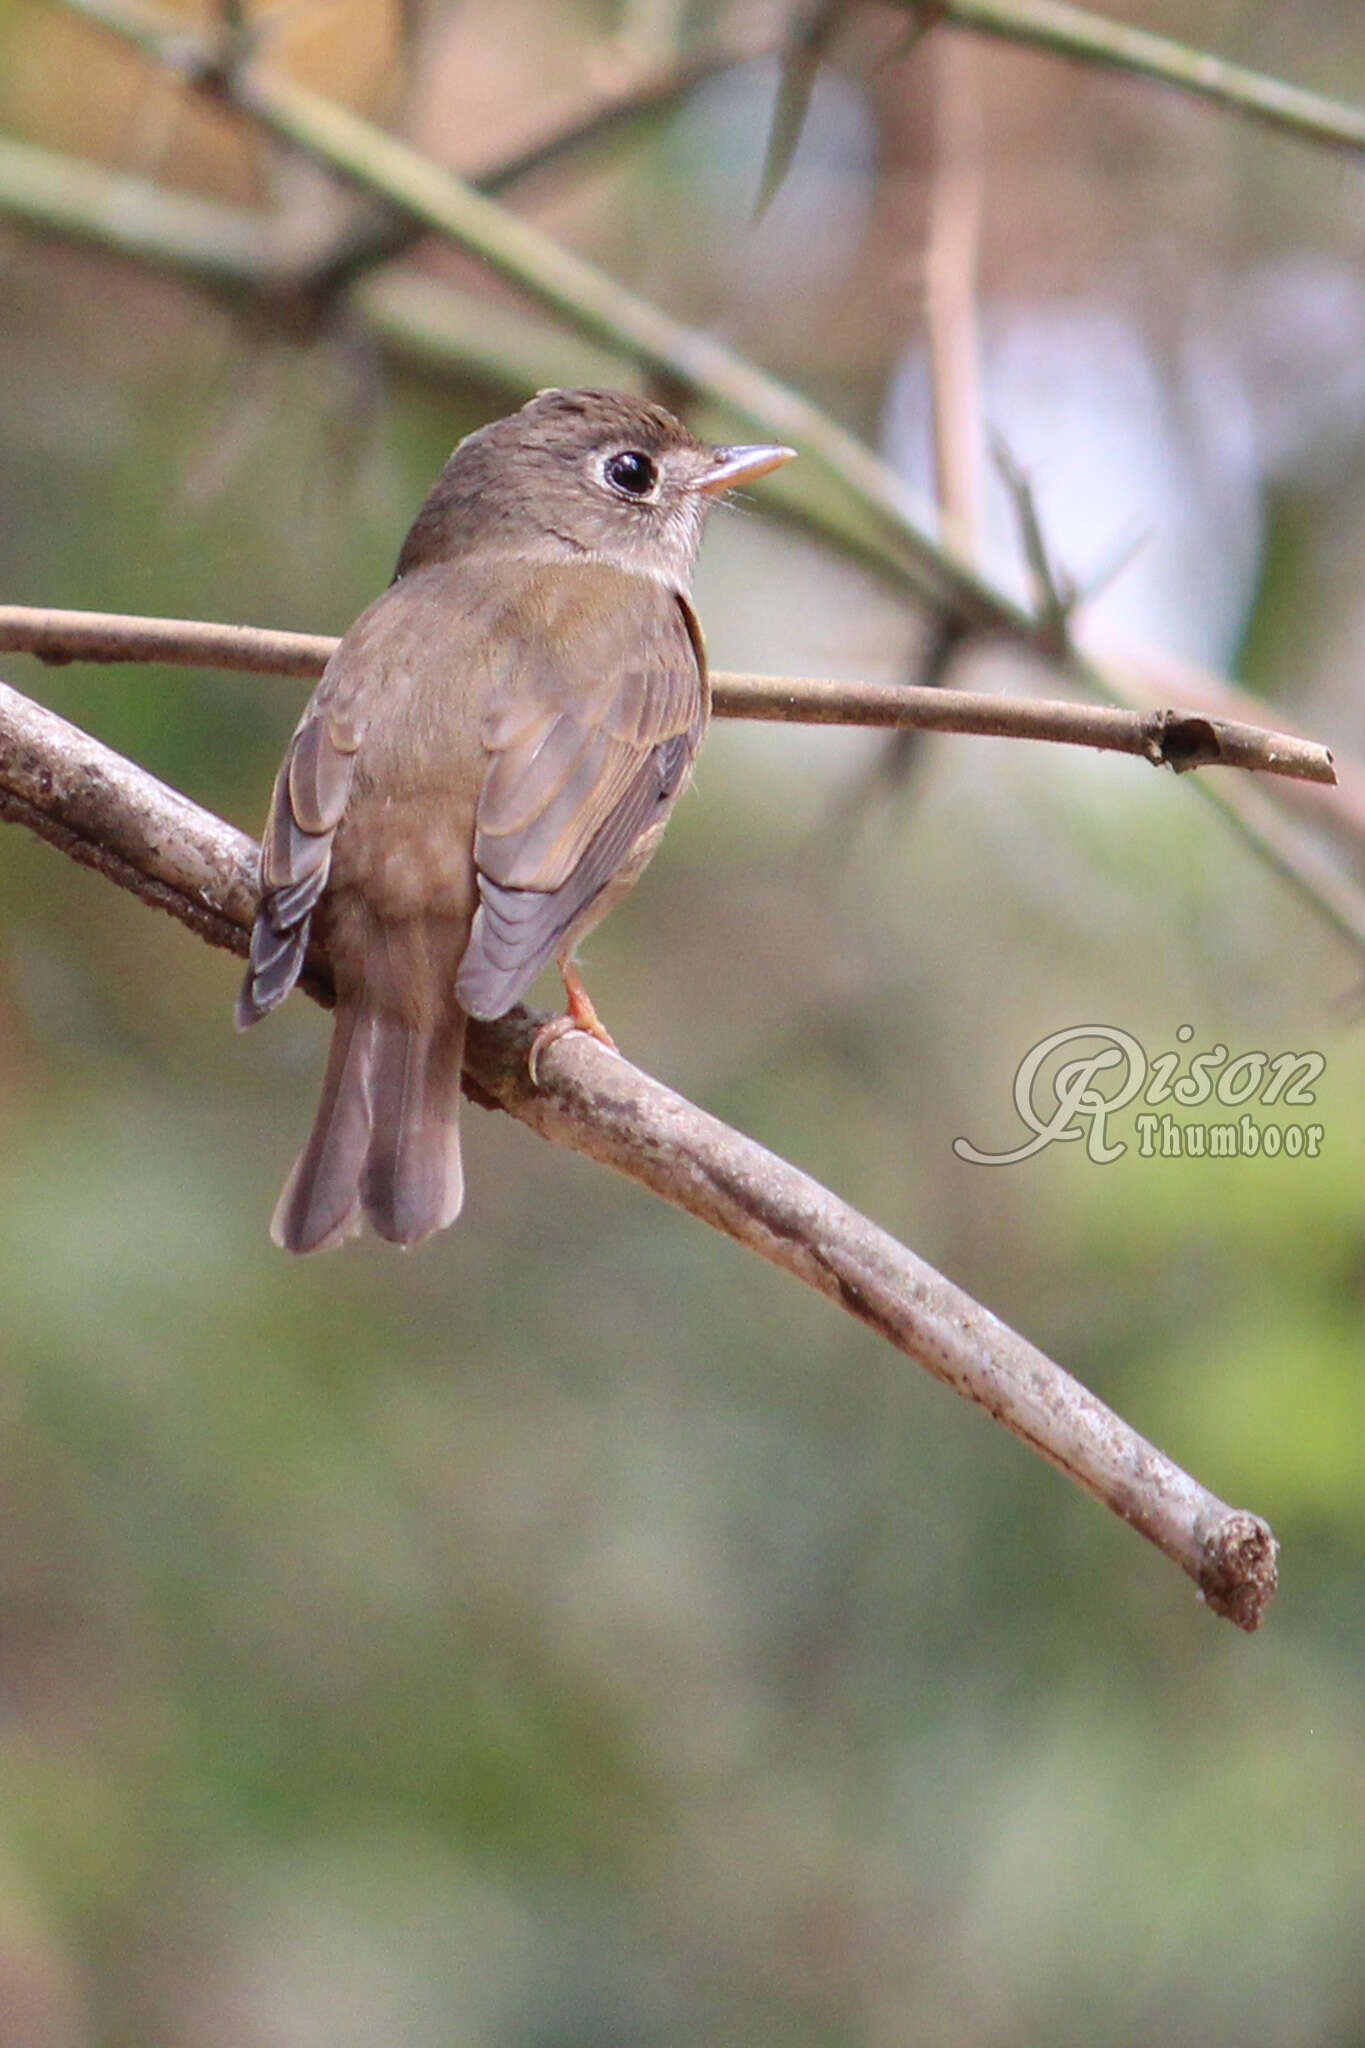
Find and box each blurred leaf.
[753,0,845,219]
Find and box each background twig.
[931,0,1365,157]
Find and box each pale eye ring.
[603,449,658,498]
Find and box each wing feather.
[455,573,707,1020]
[237,614,380,1026]
[241,556,708,1033]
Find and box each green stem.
[59,0,1030,637]
[0,128,268,285]
[938,0,1365,156]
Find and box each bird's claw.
[527,963,619,1087]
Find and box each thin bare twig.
[0,607,337,679]
[1094,634,1365,845]
[0,670,1279,1629]
[722,673,1335,782]
[0,606,1336,786]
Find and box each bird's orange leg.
[528,959,619,1086]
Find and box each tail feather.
[271,999,466,1254]
[361,1013,466,1245]
[270,999,375,1253]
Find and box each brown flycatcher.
[238,387,795,1252]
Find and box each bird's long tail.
[270,998,467,1254]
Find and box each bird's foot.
[528,961,619,1086]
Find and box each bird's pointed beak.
[695,442,798,495]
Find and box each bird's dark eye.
[604,450,657,497]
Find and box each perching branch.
[0,668,1279,1630]
[0,607,1337,787]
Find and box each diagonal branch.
[302,14,788,300]
[0,128,273,288]
[55,0,1046,630]
[0,606,1337,786]
[932,0,1365,160]
[757,1,1365,219]
[0,669,1278,1630]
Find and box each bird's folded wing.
[455,574,706,1019]
[237,610,380,1022]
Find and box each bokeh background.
[1,2,1364,2043]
